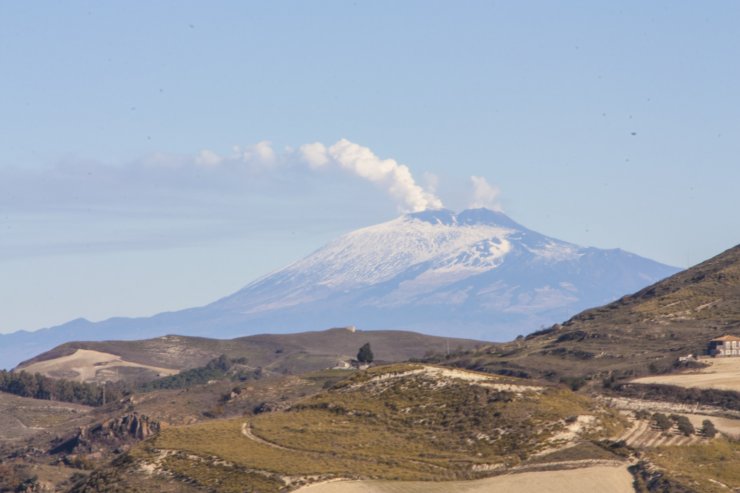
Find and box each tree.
[701,419,718,438]
[357,343,374,364]
[653,413,672,432]
[674,415,694,436]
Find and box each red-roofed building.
[708,335,740,357]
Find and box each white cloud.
[194,149,223,167]
[469,176,502,210]
[298,142,329,169]
[423,172,440,194]
[1,139,447,217]
[240,140,276,165]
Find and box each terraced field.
[616,418,705,448]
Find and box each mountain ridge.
[441,243,740,381]
[0,208,680,369]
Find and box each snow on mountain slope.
[212,208,678,331]
[217,209,522,314]
[0,208,681,369]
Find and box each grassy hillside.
[0,368,347,492]
[441,244,740,383]
[0,391,92,443]
[17,328,485,385]
[641,438,740,492]
[70,364,626,492]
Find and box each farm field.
[294,465,634,493]
[682,413,740,439]
[632,358,740,392]
[0,391,91,442]
[19,348,179,383]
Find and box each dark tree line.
[0,370,128,407]
[138,354,256,392]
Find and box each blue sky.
[1,1,739,333]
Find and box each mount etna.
[0,208,679,370]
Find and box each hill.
[441,244,740,383]
[0,208,679,370]
[68,364,629,492]
[0,392,92,444]
[15,328,485,384]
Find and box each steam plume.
[299,139,443,212]
[469,176,502,210]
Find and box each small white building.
[708,335,740,357]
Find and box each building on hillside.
[708,335,740,357]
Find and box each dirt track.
[294,465,634,493]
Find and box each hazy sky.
[1,1,738,333]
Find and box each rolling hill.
[68,364,630,493]
[14,328,485,384]
[0,208,679,370]
[442,244,740,382]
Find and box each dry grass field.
[19,348,179,383]
[0,391,91,442]
[632,357,740,392]
[293,465,634,493]
[646,438,740,492]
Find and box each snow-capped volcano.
[215,208,582,315]
[0,208,680,369]
[208,207,678,337]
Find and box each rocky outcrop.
[49,413,160,455]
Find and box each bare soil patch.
[20,349,178,383]
[294,465,634,493]
[632,357,740,392]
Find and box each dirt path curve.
[240,421,294,451]
[239,421,447,472]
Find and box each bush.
[634,409,650,420]
[701,419,718,438]
[653,413,672,431]
[673,415,694,436]
[560,376,586,391]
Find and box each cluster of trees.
[138,354,256,392]
[0,354,264,406]
[615,383,740,412]
[0,370,127,407]
[651,412,717,437]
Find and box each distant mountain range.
[0,208,680,370]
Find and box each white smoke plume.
[469,176,502,211]
[191,139,443,212]
[299,139,443,212]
